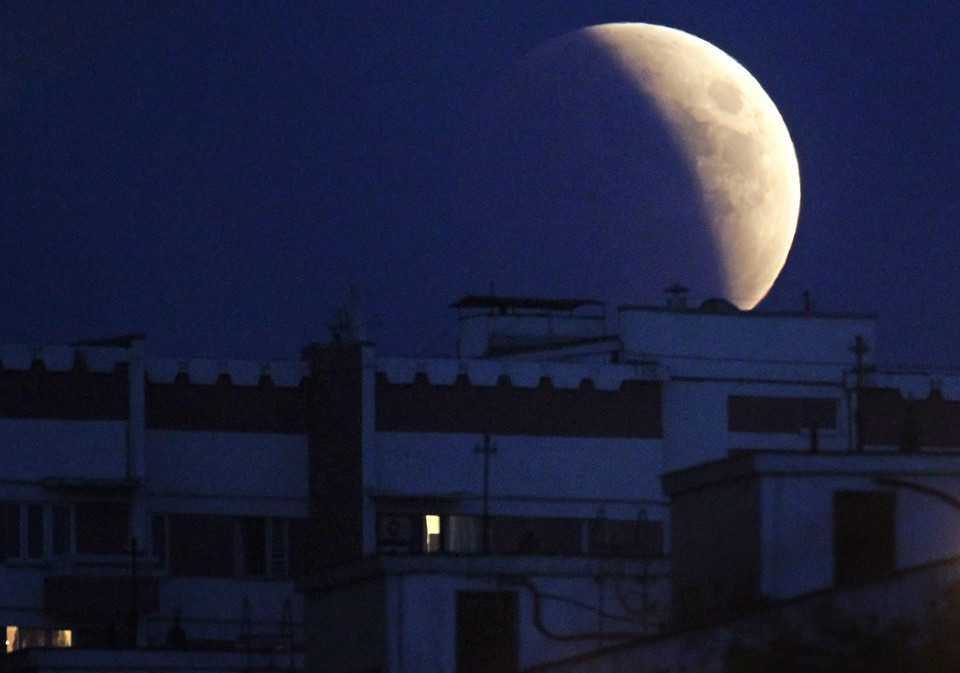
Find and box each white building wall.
[760,474,840,598]
[897,485,960,567]
[148,576,301,646]
[761,471,960,599]
[144,430,308,515]
[373,432,665,518]
[139,429,309,645]
[377,561,667,673]
[669,455,960,601]
[0,343,312,665]
[619,309,875,373]
[0,419,127,480]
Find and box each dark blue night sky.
[3,2,960,367]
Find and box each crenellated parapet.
[376,356,658,391]
[0,344,130,373]
[144,358,307,387]
[375,357,662,438]
[861,372,960,450]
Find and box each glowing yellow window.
[5,627,72,651]
[425,515,441,553]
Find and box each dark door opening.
[456,591,518,673]
[834,490,896,587]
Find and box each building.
[301,293,887,673]
[0,335,310,671]
[529,448,960,673]
[664,450,960,622]
[5,293,957,673]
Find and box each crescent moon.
[499,23,800,309]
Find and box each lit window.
[51,629,72,648]
[4,626,72,651]
[425,515,441,553]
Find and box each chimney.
[664,283,690,309]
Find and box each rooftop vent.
[698,297,740,314]
[664,283,689,309]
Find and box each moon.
[460,23,799,309]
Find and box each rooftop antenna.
[329,285,368,343]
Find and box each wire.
[504,577,645,641]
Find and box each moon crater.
[708,79,745,114]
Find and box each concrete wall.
[0,419,127,480]
[317,557,669,673]
[0,343,311,659]
[144,430,308,515]
[373,432,665,516]
[671,475,761,618]
[305,577,387,673]
[619,308,875,376]
[149,576,301,645]
[761,470,960,599]
[527,556,960,673]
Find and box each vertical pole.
[129,536,139,648]
[849,335,870,453]
[476,435,496,554]
[639,508,649,634]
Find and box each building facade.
[5,294,958,673]
[302,294,890,673]
[0,336,310,671]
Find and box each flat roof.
[662,449,960,495]
[451,295,604,312]
[618,303,876,320]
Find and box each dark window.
[145,380,307,433]
[376,513,426,555]
[728,396,837,433]
[0,365,128,420]
[834,491,896,586]
[151,515,168,568]
[456,592,518,673]
[75,503,129,555]
[0,502,20,560]
[860,388,960,449]
[287,518,311,579]
[489,516,582,556]
[27,504,43,558]
[376,374,662,438]
[269,518,289,579]
[239,517,267,577]
[678,585,705,624]
[52,505,71,555]
[167,514,292,579]
[589,518,664,558]
[168,514,234,578]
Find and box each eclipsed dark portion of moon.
[449,30,726,305]
[446,23,799,309]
